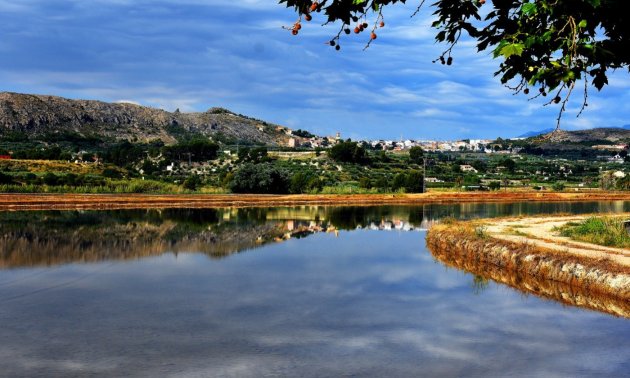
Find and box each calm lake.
[0,202,629,377]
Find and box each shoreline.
[2,191,630,211]
[426,215,630,315]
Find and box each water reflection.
[0,203,629,377]
[2,201,630,269]
[429,240,630,318]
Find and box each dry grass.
[2,191,630,211]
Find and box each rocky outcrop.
[426,224,630,317]
[0,92,290,145]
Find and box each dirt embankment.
[2,191,630,211]
[426,216,630,317]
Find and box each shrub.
[102,168,124,179]
[358,177,372,189]
[230,163,290,194]
[43,172,59,186]
[0,171,12,184]
[183,175,202,191]
[488,181,501,191]
[290,171,322,194]
[552,182,566,191]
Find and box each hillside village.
[0,93,629,194]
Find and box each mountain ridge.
[0,92,290,145]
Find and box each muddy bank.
[2,191,630,211]
[428,231,630,317]
[426,223,630,317]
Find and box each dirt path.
[484,214,630,268]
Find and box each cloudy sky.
[0,0,628,140]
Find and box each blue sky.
[0,0,628,140]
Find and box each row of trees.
[228,162,425,194]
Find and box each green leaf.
[521,3,537,16]
[586,0,601,7]
[499,43,525,58]
[578,19,587,28]
[492,40,509,58]
[524,36,538,48]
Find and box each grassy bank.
[557,216,630,248]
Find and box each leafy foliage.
[488,181,501,191]
[162,139,219,162]
[237,146,270,163]
[392,170,424,193]
[229,163,290,194]
[290,171,322,193]
[183,175,202,190]
[291,129,316,138]
[328,141,368,164]
[409,146,424,165]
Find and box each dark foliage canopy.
[328,141,368,163]
[230,163,290,194]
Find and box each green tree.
[183,175,202,191]
[280,0,629,127]
[392,172,407,191]
[471,159,487,173]
[463,174,480,186]
[43,172,59,186]
[163,139,219,163]
[616,175,630,190]
[230,163,290,194]
[328,141,368,164]
[404,170,424,193]
[502,158,516,174]
[408,146,424,165]
[290,171,322,193]
[488,181,501,191]
[237,146,269,163]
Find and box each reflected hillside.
[2,201,629,269]
[0,206,429,269]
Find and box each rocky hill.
[0,92,291,145]
[535,128,630,144]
